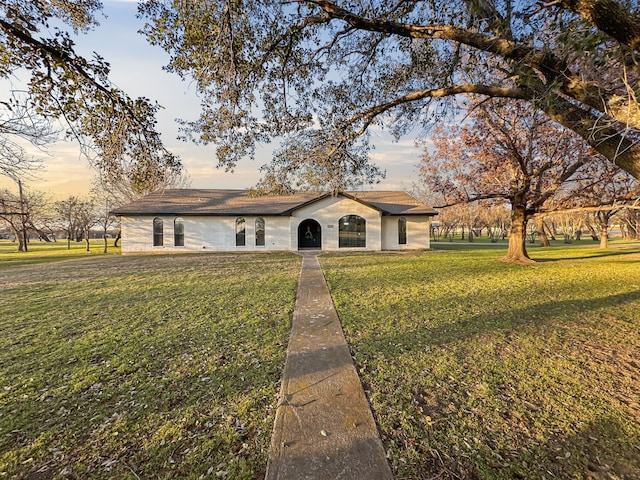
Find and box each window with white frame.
[255,217,265,246]
[174,217,185,246]
[398,217,407,245]
[339,215,366,247]
[236,217,246,246]
[153,217,163,246]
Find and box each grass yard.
[321,242,640,480]
[0,251,300,480]
[2,241,639,480]
[0,240,121,268]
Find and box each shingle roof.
[345,191,437,215]
[111,189,437,216]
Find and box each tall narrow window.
[153,217,163,246]
[339,215,366,248]
[398,217,407,245]
[174,217,185,246]
[236,217,246,246]
[255,217,265,246]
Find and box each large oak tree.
[139,0,640,181]
[418,100,599,263]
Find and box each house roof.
[111,189,437,217]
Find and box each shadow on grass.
[533,248,640,263]
[408,413,640,480]
[356,290,640,479]
[361,289,640,352]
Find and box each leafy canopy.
[139,0,640,181]
[0,0,181,193]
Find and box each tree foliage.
[0,0,181,187]
[0,185,51,251]
[251,132,384,194]
[418,99,605,262]
[0,93,56,180]
[53,195,94,250]
[139,0,640,182]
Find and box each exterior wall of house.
[119,197,433,253]
[381,215,432,250]
[120,215,291,253]
[292,196,382,251]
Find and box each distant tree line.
[430,202,640,249]
[0,181,120,253]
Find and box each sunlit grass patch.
[0,252,300,479]
[321,244,640,480]
[0,240,120,267]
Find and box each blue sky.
[1,0,420,198]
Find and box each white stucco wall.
[381,215,432,250]
[119,198,433,253]
[120,215,291,253]
[293,196,382,251]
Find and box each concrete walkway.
[265,252,393,480]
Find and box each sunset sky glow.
[1,0,421,199]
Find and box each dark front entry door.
[298,219,322,249]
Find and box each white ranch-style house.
[112,189,437,254]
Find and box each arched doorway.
[298,219,322,250]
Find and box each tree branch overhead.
[136,0,640,184]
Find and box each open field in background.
[0,240,121,268]
[321,242,640,479]
[0,252,301,480]
[431,237,602,249]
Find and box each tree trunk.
[11,226,25,252]
[32,226,52,242]
[18,179,28,252]
[67,236,71,250]
[21,225,28,252]
[535,217,551,247]
[103,234,108,254]
[114,232,121,248]
[621,215,638,239]
[502,206,534,264]
[559,0,640,52]
[599,225,609,249]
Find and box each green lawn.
[321,243,640,479]
[0,251,300,479]
[2,242,639,479]
[0,240,121,268]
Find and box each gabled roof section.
[111,189,437,216]
[344,191,437,216]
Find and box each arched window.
[236,217,246,246]
[255,217,265,246]
[339,215,366,248]
[153,217,163,246]
[398,217,407,245]
[174,217,185,246]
